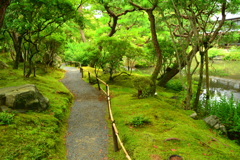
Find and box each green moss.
[0,54,73,159]
[107,77,240,160]
[75,66,240,160]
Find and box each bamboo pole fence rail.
[80,68,132,160]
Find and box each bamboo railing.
[80,68,132,160]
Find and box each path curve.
[61,66,108,160]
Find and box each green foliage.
[96,37,131,80]
[166,79,183,91]
[205,95,240,144]
[0,112,15,125]
[129,116,151,127]
[64,42,90,65]
[218,31,240,46]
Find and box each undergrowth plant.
[132,75,153,98]
[204,95,240,144]
[165,79,183,91]
[0,112,15,125]
[129,116,151,127]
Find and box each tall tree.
[129,0,162,94]
[158,0,238,88]
[4,0,78,73]
[0,0,11,29]
[160,0,233,110]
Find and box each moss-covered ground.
[82,67,240,160]
[0,53,73,159]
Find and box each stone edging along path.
[60,66,108,160]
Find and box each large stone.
[204,115,227,133]
[0,84,49,112]
[0,61,8,69]
[204,115,219,127]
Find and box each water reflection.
[201,77,240,101]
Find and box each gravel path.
[60,66,108,160]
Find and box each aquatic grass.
[204,95,240,144]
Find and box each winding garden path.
[61,65,108,160]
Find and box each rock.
[0,84,49,112]
[190,112,198,119]
[219,124,227,133]
[204,115,219,126]
[0,61,8,69]
[204,115,227,133]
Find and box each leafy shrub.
[208,48,226,59]
[223,52,240,61]
[129,116,151,127]
[132,76,154,98]
[165,79,183,91]
[0,112,15,125]
[223,46,240,61]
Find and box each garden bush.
[132,76,154,98]
[165,79,183,91]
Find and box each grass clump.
[203,95,240,144]
[129,115,151,127]
[0,112,15,125]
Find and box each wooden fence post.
[88,71,91,83]
[112,124,119,152]
[80,68,83,78]
[97,78,101,90]
[106,85,108,95]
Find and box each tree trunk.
[108,16,118,37]
[185,60,193,110]
[25,59,32,78]
[158,49,198,86]
[193,51,205,112]
[78,5,87,42]
[9,31,23,69]
[80,29,86,42]
[147,10,162,94]
[205,50,210,100]
[0,0,11,29]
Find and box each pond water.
[201,76,240,101]
[134,60,240,101]
[201,60,240,101]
